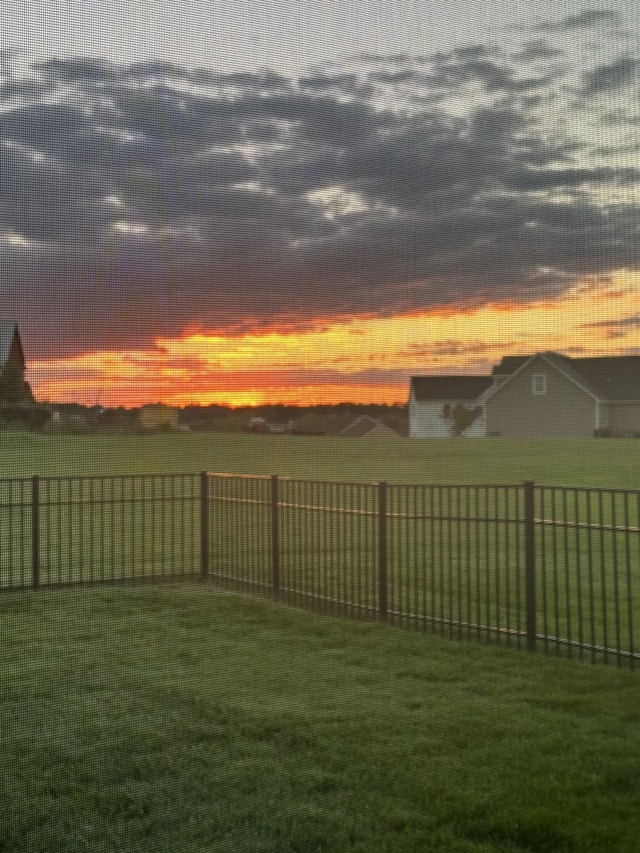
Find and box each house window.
[532,373,547,395]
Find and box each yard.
[1,432,639,662]
[3,584,640,852]
[2,430,640,486]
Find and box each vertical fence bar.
[271,474,280,597]
[31,475,40,590]
[524,480,536,652]
[378,481,388,621]
[574,489,584,662]
[599,490,608,664]
[200,471,209,580]
[626,494,635,670]
[611,492,622,666]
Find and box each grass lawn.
[1,430,640,486]
[2,583,640,852]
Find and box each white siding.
[410,398,486,437]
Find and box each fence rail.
[1,472,638,668]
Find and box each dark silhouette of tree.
[0,362,32,405]
[442,403,482,437]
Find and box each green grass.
[2,430,640,486]
[2,584,640,852]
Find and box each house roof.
[0,322,21,365]
[339,416,399,437]
[570,356,640,401]
[410,375,493,402]
[491,352,640,401]
[492,355,530,377]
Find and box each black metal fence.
[1,472,639,668]
[203,474,640,668]
[0,474,201,589]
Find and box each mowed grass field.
[2,430,640,485]
[3,583,640,853]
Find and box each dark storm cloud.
[580,56,639,95]
[535,8,619,32]
[33,57,122,84]
[504,165,640,191]
[428,50,551,94]
[1,46,638,359]
[512,41,564,63]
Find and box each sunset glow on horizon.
[29,272,640,408]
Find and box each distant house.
[0,322,25,375]
[409,376,493,437]
[249,416,269,433]
[486,352,640,438]
[409,353,640,438]
[339,415,401,438]
[138,404,179,431]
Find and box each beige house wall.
[486,356,596,438]
[605,404,640,436]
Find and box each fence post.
[524,480,536,652]
[32,475,40,590]
[200,471,209,580]
[271,475,280,597]
[378,481,388,620]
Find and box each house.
[138,404,179,431]
[410,353,640,438]
[339,415,401,438]
[0,322,25,374]
[486,352,640,438]
[409,376,493,437]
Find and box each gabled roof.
[0,322,22,365]
[410,375,493,402]
[539,352,602,399]
[489,351,640,402]
[339,416,399,437]
[492,355,530,377]
[571,356,640,401]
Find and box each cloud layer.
[1,30,639,361]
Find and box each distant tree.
[0,362,32,405]
[441,403,482,437]
[289,412,326,435]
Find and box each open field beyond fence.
[2,431,640,485]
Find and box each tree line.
[0,391,408,436]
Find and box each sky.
[1,1,639,407]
